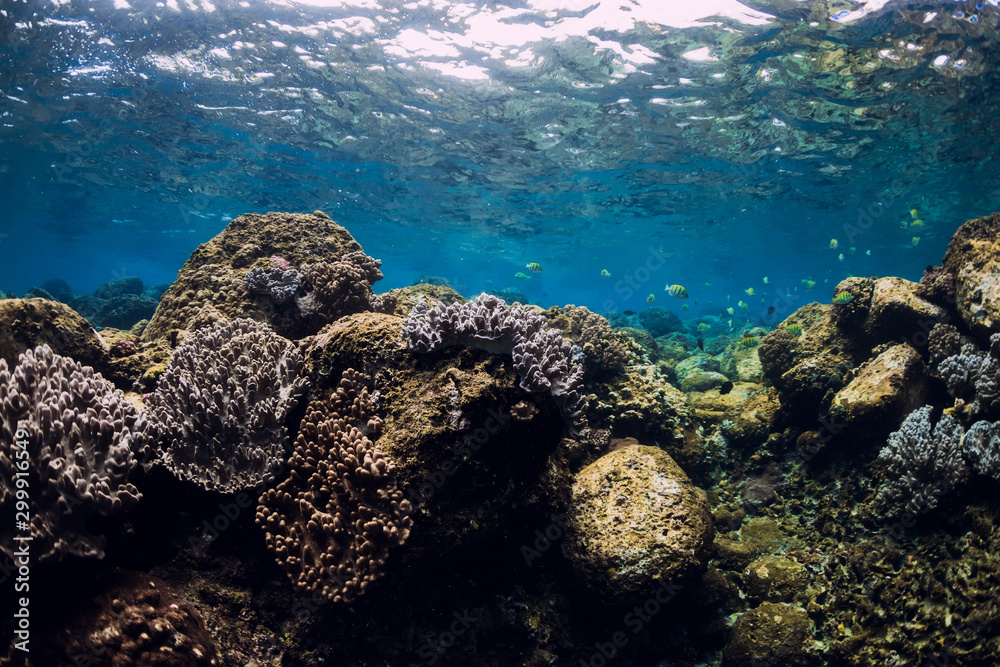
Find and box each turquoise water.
[1,0,999,318]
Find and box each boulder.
[942,212,1000,339]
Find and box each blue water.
[1,0,999,321]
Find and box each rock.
[92,294,159,330]
[0,298,108,371]
[828,343,927,442]
[94,276,144,299]
[562,445,713,604]
[736,356,763,383]
[39,279,74,302]
[863,277,948,345]
[687,382,760,425]
[942,212,1000,339]
[721,387,783,451]
[722,602,813,666]
[744,555,808,603]
[675,354,722,384]
[776,351,853,414]
[681,370,730,392]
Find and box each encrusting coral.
[256,368,413,603]
[0,345,142,561]
[402,293,588,438]
[141,318,309,492]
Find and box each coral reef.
[93,293,159,330]
[243,266,303,304]
[142,318,308,492]
[562,444,713,604]
[0,345,142,561]
[936,333,1000,420]
[638,306,685,337]
[94,276,144,299]
[722,602,814,666]
[256,368,412,603]
[543,304,633,379]
[402,293,588,437]
[300,251,388,321]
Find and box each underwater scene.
[2,0,1000,665]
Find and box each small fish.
[745,287,756,296]
[728,319,734,330]
[719,380,734,395]
[647,294,655,304]
[832,291,854,305]
[786,323,803,335]
[726,307,735,315]
[698,322,710,332]
[804,279,816,292]
[830,239,839,250]
[738,300,749,311]
[910,219,925,229]
[838,253,845,262]
[514,272,531,280]
[739,335,760,348]
[704,282,712,288]
[666,284,689,299]
[911,236,921,247]
[866,249,871,256]
[526,262,543,273]
[763,276,769,284]
[682,303,689,311]
[849,246,856,255]
[910,208,920,218]
[601,269,611,278]
[767,306,775,315]
[726,294,732,303]
[697,337,705,351]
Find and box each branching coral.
[0,345,142,561]
[142,318,308,492]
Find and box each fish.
[526,262,543,273]
[911,236,921,247]
[682,303,689,311]
[647,294,655,304]
[738,300,749,311]
[838,253,845,262]
[601,269,611,278]
[832,291,854,305]
[830,239,839,250]
[763,277,770,284]
[704,282,712,288]
[728,319,734,330]
[900,221,909,229]
[707,300,714,307]
[727,294,732,303]
[803,279,816,292]
[697,338,705,351]
[910,219,925,229]
[767,306,775,315]
[739,335,760,348]
[514,272,531,280]
[726,307,735,315]
[849,247,856,255]
[910,208,920,218]
[866,249,871,256]
[786,323,803,335]
[697,322,710,332]
[666,284,689,299]
[719,380,734,395]
[745,287,756,296]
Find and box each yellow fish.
[911,236,921,247]
[830,239,839,250]
[838,253,845,262]
[666,284,689,299]
[866,249,871,256]
[738,300,749,311]
[704,282,712,288]
[739,335,760,349]
[803,279,816,292]
[910,219,925,229]
[697,322,710,332]
[832,291,854,305]
[726,307,735,315]
[786,324,803,335]
[682,303,689,311]
[526,262,543,273]
[763,276,769,284]
[514,272,531,280]
[910,208,920,218]
[745,287,756,296]
[900,221,909,229]
[601,269,610,278]
[849,247,856,255]
[647,294,655,304]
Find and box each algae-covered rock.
[942,212,1000,339]
[142,211,373,343]
[562,445,713,604]
[828,343,927,442]
[387,283,465,319]
[675,354,722,384]
[681,369,729,392]
[0,298,108,370]
[722,602,813,666]
[721,387,783,451]
[863,276,947,345]
[744,555,808,603]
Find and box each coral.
[0,345,142,562]
[936,333,1000,419]
[0,297,109,372]
[561,444,713,604]
[301,250,386,322]
[141,211,369,342]
[110,337,138,358]
[964,419,1000,479]
[402,293,588,438]
[94,276,144,299]
[722,602,813,666]
[743,555,807,603]
[142,318,308,492]
[916,264,956,303]
[243,266,302,304]
[928,322,961,366]
[638,306,684,337]
[873,406,967,519]
[50,572,221,666]
[387,283,465,319]
[256,369,412,603]
[93,293,159,330]
[39,278,74,302]
[942,212,1000,338]
[758,327,797,380]
[544,305,632,378]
